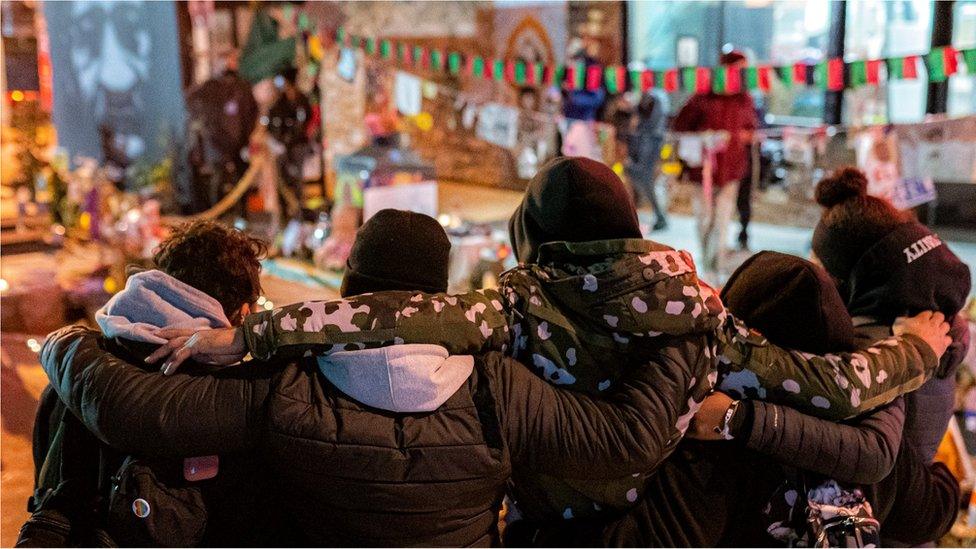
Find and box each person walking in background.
[626,91,669,231]
[672,50,757,279]
[735,96,767,250]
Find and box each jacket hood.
[525,238,725,338]
[319,344,473,413]
[846,222,971,322]
[95,270,231,345]
[509,157,642,264]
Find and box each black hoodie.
[845,221,971,378]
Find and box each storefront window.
[948,0,976,117]
[844,0,932,124]
[627,0,829,121]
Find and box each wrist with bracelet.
[712,398,753,440]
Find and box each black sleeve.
[40,326,274,458]
[742,398,905,484]
[484,334,707,479]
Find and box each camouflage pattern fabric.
[241,239,938,521]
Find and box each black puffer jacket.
[41,326,703,547]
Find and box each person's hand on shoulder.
[145,326,247,375]
[892,311,951,360]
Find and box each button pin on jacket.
[132,498,151,518]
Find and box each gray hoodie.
[96,269,231,343]
[320,345,473,413]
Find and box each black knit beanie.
[721,251,856,354]
[509,157,642,263]
[810,167,909,282]
[340,209,450,297]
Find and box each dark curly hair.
[153,220,267,323]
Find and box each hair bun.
[815,167,868,207]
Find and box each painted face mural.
[68,0,152,161]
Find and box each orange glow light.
[10,90,25,102]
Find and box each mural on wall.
[44,0,185,167]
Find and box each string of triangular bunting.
[325,27,976,95]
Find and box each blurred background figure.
[672,50,757,278]
[267,67,311,220]
[626,90,669,231]
[185,49,258,213]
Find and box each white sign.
[362,181,438,222]
[394,72,423,117]
[476,103,520,149]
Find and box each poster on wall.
[896,117,976,185]
[476,103,520,149]
[43,1,186,167]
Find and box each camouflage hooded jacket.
[242,239,937,520]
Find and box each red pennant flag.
[866,59,881,85]
[904,55,919,79]
[564,63,577,89]
[526,62,537,85]
[613,65,627,92]
[757,66,771,92]
[695,67,711,94]
[726,66,741,93]
[663,69,678,92]
[543,64,554,86]
[504,60,516,83]
[586,64,602,91]
[827,58,844,91]
[640,70,654,92]
[944,46,959,76]
[792,62,806,85]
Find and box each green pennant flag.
[380,40,391,59]
[712,66,726,94]
[336,27,346,45]
[448,52,461,75]
[776,66,792,88]
[413,45,423,66]
[850,60,867,87]
[431,50,443,71]
[928,47,949,82]
[745,67,758,90]
[472,56,485,78]
[365,38,376,55]
[513,61,525,84]
[396,43,406,63]
[604,66,619,93]
[533,62,545,85]
[682,67,696,93]
[630,70,642,92]
[492,59,504,81]
[887,57,904,79]
[814,61,827,89]
[555,64,566,87]
[964,49,976,74]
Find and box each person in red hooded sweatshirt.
[672,50,757,279]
